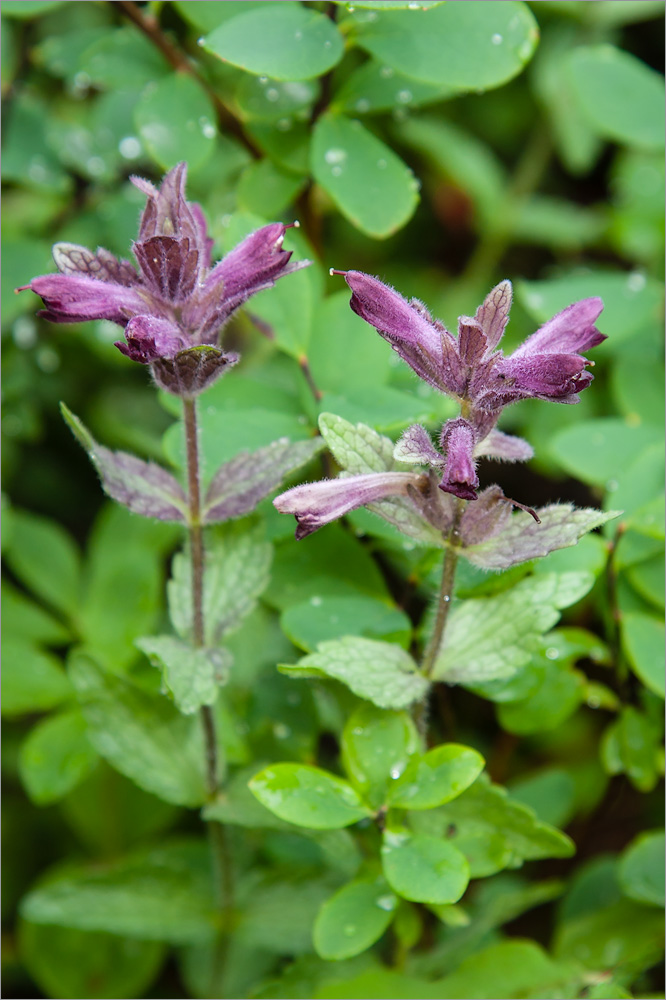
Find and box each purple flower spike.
[274,471,427,539]
[439,418,479,501]
[20,163,310,396]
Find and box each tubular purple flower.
[274,471,428,540]
[19,163,310,396]
[439,418,479,501]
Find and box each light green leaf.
[311,113,418,238]
[554,898,665,973]
[18,709,98,805]
[281,595,412,653]
[1,583,71,646]
[434,572,594,683]
[79,26,170,90]
[567,46,665,150]
[497,656,585,735]
[2,639,72,717]
[619,830,665,908]
[333,60,455,115]
[246,120,310,174]
[387,744,485,810]
[136,636,229,716]
[381,830,469,904]
[508,768,577,829]
[349,1,538,90]
[134,74,216,172]
[517,270,664,345]
[168,520,272,645]
[464,504,619,570]
[280,636,429,710]
[341,704,420,808]
[549,418,662,488]
[249,763,371,829]
[314,879,397,960]
[4,508,81,617]
[204,764,291,829]
[234,74,318,123]
[21,840,216,944]
[601,706,663,793]
[174,1,270,32]
[69,653,207,807]
[3,0,67,14]
[308,291,393,394]
[18,922,164,1000]
[237,159,306,217]
[626,554,665,611]
[625,495,665,541]
[437,938,579,1000]
[413,775,575,877]
[622,612,665,698]
[202,5,344,80]
[334,1,444,8]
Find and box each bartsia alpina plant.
[20,162,308,396]
[275,272,605,541]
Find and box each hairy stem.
[421,499,465,678]
[183,396,232,997]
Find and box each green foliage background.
[2,2,664,998]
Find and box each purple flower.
[20,163,309,395]
[339,271,604,420]
[274,471,429,540]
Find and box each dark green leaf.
[134,73,217,172]
[314,878,397,960]
[619,830,665,908]
[601,706,663,793]
[2,639,72,717]
[18,709,98,805]
[281,595,412,653]
[4,508,81,617]
[621,612,665,698]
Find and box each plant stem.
[182,396,233,997]
[421,499,465,678]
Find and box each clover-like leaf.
[249,763,371,829]
[387,744,485,810]
[381,829,469,905]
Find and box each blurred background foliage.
[1,1,664,998]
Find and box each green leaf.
[4,508,81,617]
[280,636,429,710]
[281,595,412,653]
[234,74,318,123]
[554,898,665,974]
[204,764,291,829]
[311,112,419,238]
[202,5,344,80]
[463,504,619,570]
[387,744,485,810]
[136,636,229,716]
[508,768,577,829]
[18,709,98,805]
[249,763,371,829]
[1,583,71,646]
[237,876,340,955]
[168,519,272,645]
[625,495,665,541]
[517,270,664,346]
[69,653,207,807]
[18,922,164,1000]
[308,291,393,394]
[333,60,455,116]
[622,612,665,698]
[2,1,67,16]
[436,939,579,1000]
[2,639,72,717]
[134,74,217,172]
[60,404,188,523]
[349,1,538,90]
[174,1,269,31]
[21,840,216,944]
[601,706,663,793]
[237,159,306,217]
[567,46,665,150]
[341,704,420,808]
[334,1,445,8]
[381,829,469,905]
[246,120,311,174]
[549,418,663,488]
[497,655,585,735]
[313,879,397,960]
[414,775,575,877]
[79,26,170,90]
[626,554,665,610]
[434,572,594,683]
[619,830,665,908]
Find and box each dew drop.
[13,316,37,349]
[324,39,332,48]
[294,30,303,40]
[277,118,292,131]
[353,727,364,735]
[343,924,357,936]
[491,33,503,45]
[28,158,47,182]
[118,135,142,159]
[397,89,412,104]
[273,722,291,740]
[325,147,347,164]
[606,479,619,492]
[627,271,646,292]
[545,647,559,660]
[380,66,394,79]
[331,166,343,176]
[266,88,280,102]
[199,118,216,139]
[197,36,205,46]
[376,894,397,911]
[356,98,371,112]
[86,156,106,177]
[389,766,402,779]
[442,595,451,603]
[587,695,600,708]
[310,596,323,606]
[377,158,387,169]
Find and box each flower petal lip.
[24,273,147,325]
[115,315,187,364]
[439,418,479,501]
[343,270,446,357]
[472,353,595,410]
[511,297,605,357]
[274,471,426,540]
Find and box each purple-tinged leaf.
[60,403,187,522]
[460,485,512,546]
[52,242,138,286]
[394,423,443,467]
[473,279,512,352]
[463,504,621,570]
[475,429,534,463]
[202,436,324,524]
[151,345,238,397]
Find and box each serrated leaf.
[168,520,272,645]
[202,437,324,523]
[280,636,429,710]
[313,878,396,960]
[136,636,230,715]
[463,504,620,570]
[349,1,538,90]
[61,404,187,522]
[381,830,469,905]
[202,5,344,81]
[21,840,216,944]
[318,413,442,545]
[311,113,419,238]
[249,763,371,829]
[69,653,207,807]
[18,709,98,805]
[434,572,595,683]
[387,744,485,810]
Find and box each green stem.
[183,396,233,997]
[421,499,465,679]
